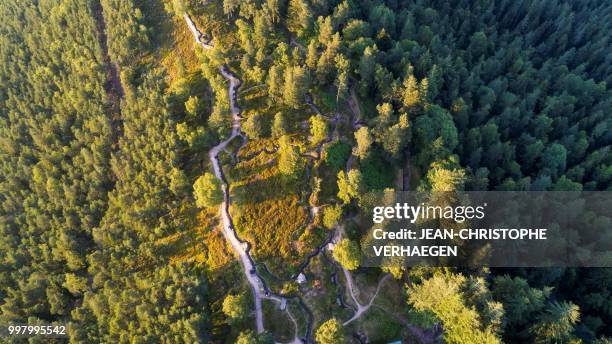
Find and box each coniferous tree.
[322,204,342,229]
[243,113,264,139]
[222,293,248,324]
[287,0,312,38]
[333,239,360,270]
[354,127,373,159]
[408,274,501,344]
[283,66,309,108]
[271,112,288,138]
[194,173,223,208]
[309,114,328,145]
[278,135,303,177]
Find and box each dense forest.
[0,0,208,341]
[0,0,610,343]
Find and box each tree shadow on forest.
[227,157,277,184]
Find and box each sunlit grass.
[156,207,234,270]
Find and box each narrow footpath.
[183,14,302,343]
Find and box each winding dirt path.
[184,14,214,50]
[330,225,389,326]
[216,63,303,344]
[183,14,303,343]
[327,88,391,326]
[209,66,269,332]
[343,273,390,325]
[184,13,396,340]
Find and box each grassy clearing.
[237,138,277,159]
[302,255,352,330]
[240,87,271,114]
[349,270,385,304]
[339,271,408,341]
[287,299,309,338]
[159,16,201,81]
[357,307,404,343]
[312,87,337,114]
[229,143,278,189]
[262,300,295,342]
[370,276,411,320]
[226,130,328,276]
[155,208,235,269]
[232,194,309,274]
